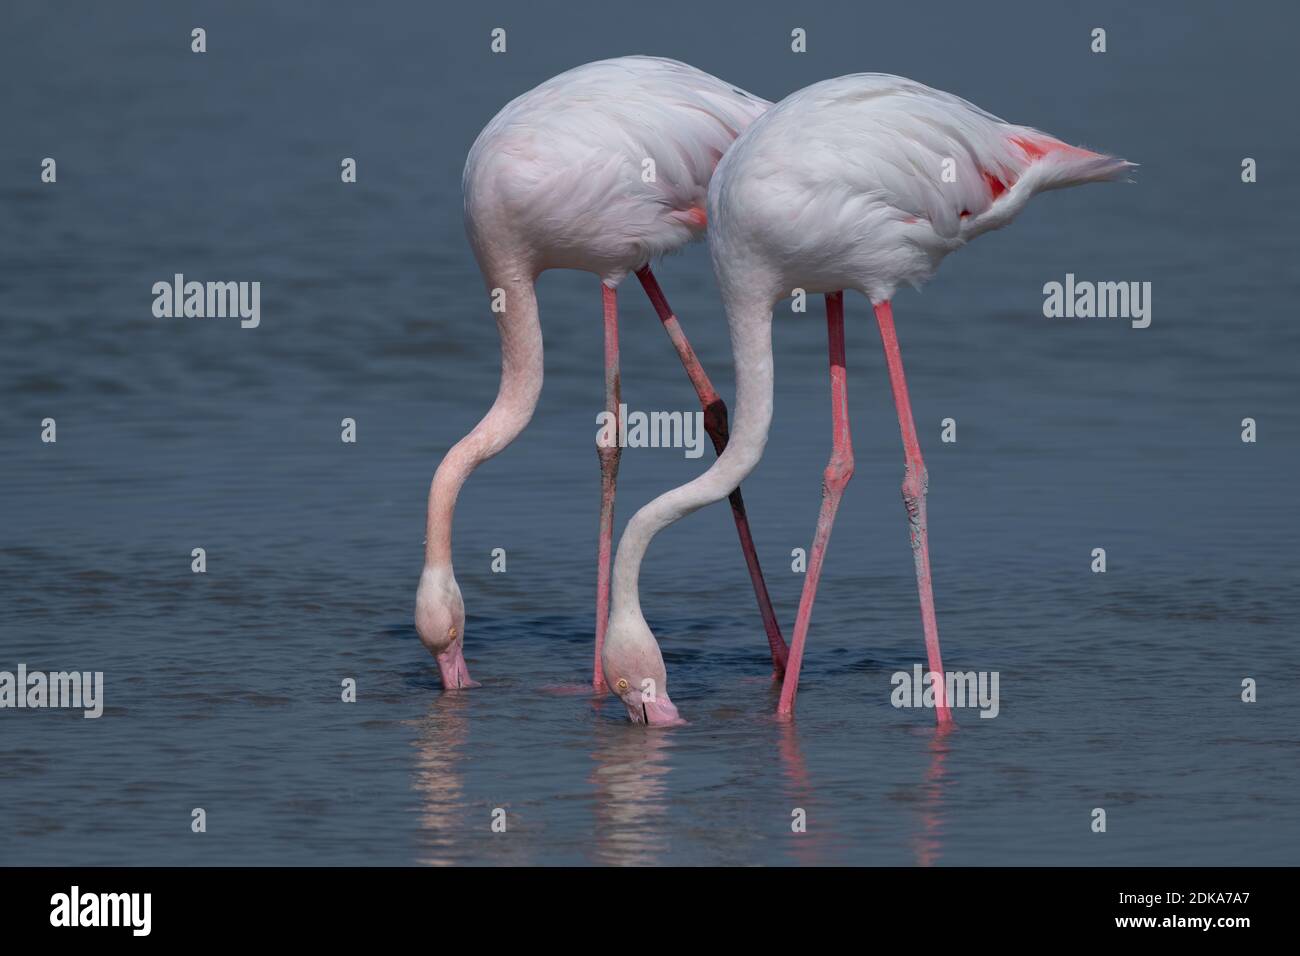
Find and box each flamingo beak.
[625,693,685,727]
[434,642,481,690]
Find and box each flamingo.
[417,57,789,695]
[603,74,1132,724]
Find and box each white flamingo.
[417,57,788,697]
[603,74,1133,724]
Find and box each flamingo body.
[607,74,1132,724]
[709,74,1133,303]
[418,57,781,707]
[464,56,769,285]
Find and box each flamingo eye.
[448,625,458,639]
[616,678,629,692]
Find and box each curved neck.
[610,287,775,617]
[425,273,543,569]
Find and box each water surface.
[1,0,1297,865]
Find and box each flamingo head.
[415,568,479,690]
[602,610,684,727]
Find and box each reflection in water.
[913,724,955,867]
[778,718,811,795]
[410,692,472,866]
[777,720,833,865]
[589,727,674,865]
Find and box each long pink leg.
[874,300,951,725]
[777,292,854,718]
[593,282,622,691]
[636,266,789,677]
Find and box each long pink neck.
[425,273,543,569]
[609,285,775,618]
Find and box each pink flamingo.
[417,57,788,693]
[603,74,1132,724]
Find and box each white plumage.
[420,57,773,699]
[605,73,1132,724]
[464,55,770,285]
[708,73,1133,303]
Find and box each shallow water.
[1,1,1298,865]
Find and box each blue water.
[1,0,1297,865]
